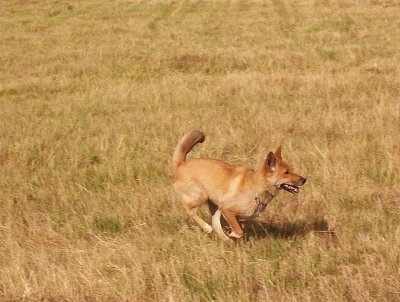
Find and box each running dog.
[172,130,306,243]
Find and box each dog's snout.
[299,177,307,185]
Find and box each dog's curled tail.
[172,130,205,169]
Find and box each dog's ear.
[265,152,276,171]
[275,145,282,160]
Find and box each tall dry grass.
[0,0,399,301]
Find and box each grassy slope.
[0,0,399,300]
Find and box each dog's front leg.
[220,209,243,239]
[211,209,233,243]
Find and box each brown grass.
[1,0,399,301]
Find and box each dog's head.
[264,146,306,193]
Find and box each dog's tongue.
[280,183,299,194]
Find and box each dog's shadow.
[217,216,337,244]
[206,201,337,243]
[242,218,335,241]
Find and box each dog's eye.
[284,171,290,175]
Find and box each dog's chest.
[230,188,279,219]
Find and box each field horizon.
[1,0,399,301]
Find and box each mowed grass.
[1,0,399,300]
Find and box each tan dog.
[172,130,306,243]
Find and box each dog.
[172,130,306,243]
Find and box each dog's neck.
[255,185,279,204]
[245,186,279,220]
[266,184,280,197]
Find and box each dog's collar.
[251,189,278,218]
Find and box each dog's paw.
[228,231,243,239]
[203,224,213,233]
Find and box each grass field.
[1,0,399,300]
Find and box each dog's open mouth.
[280,183,299,194]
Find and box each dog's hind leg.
[175,182,212,233]
[186,205,212,233]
